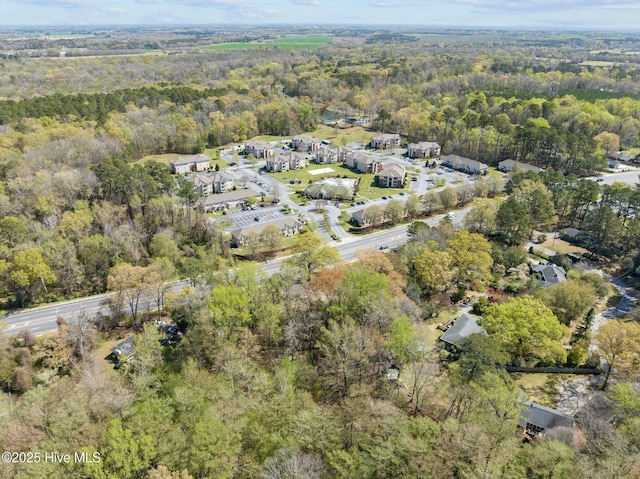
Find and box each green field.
[134,149,227,170]
[269,163,409,200]
[199,37,332,51]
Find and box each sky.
[1,0,640,29]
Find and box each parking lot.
[225,206,286,228]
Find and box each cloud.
[135,0,163,3]
[17,0,93,6]
[292,0,320,5]
[175,0,250,7]
[443,0,640,13]
[368,0,423,6]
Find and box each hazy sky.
[1,0,640,29]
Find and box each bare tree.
[67,311,97,363]
[261,447,324,479]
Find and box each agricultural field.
[198,36,332,51]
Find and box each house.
[315,145,349,164]
[562,228,583,244]
[497,159,543,174]
[607,151,632,163]
[266,152,306,172]
[531,263,567,288]
[230,217,305,247]
[378,163,406,188]
[439,313,485,350]
[370,133,401,149]
[441,154,488,175]
[244,140,274,159]
[188,171,234,195]
[345,151,382,174]
[292,134,321,152]
[305,183,354,200]
[107,336,135,367]
[200,188,260,212]
[518,401,574,437]
[407,141,441,159]
[170,154,211,174]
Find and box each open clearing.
[198,37,332,51]
[309,167,335,176]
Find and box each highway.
[3,210,467,336]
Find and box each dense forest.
[0,26,640,478]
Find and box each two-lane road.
[4,210,468,336]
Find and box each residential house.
[188,171,234,196]
[441,154,488,175]
[518,402,574,438]
[345,151,383,174]
[315,145,349,164]
[439,313,485,350]
[531,263,567,288]
[607,151,632,163]
[266,152,306,172]
[200,188,260,212]
[378,163,406,188]
[562,228,583,243]
[170,154,211,174]
[230,217,305,247]
[107,336,135,367]
[370,133,401,149]
[244,140,274,159]
[497,159,543,174]
[305,183,354,200]
[350,208,368,227]
[407,141,441,158]
[292,134,321,152]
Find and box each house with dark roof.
[518,401,574,437]
[370,133,401,149]
[531,264,566,288]
[439,313,485,349]
[441,154,488,175]
[498,159,543,174]
[607,151,632,163]
[170,154,211,174]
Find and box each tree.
[261,447,324,479]
[480,296,566,365]
[511,179,557,234]
[404,193,423,219]
[67,311,97,363]
[439,187,458,210]
[208,284,252,340]
[95,419,156,479]
[496,196,532,245]
[10,247,56,304]
[283,232,338,282]
[463,197,500,235]
[446,230,493,289]
[362,204,384,227]
[107,263,149,325]
[595,320,640,390]
[261,224,284,254]
[385,199,405,225]
[413,248,452,296]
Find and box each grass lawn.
[268,163,410,200]
[513,373,563,408]
[486,166,504,177]
[312,124,375,145]
[539,235,588,255]
[134,149,227,170]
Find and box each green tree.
[496,196,532,245]
[595,320,640,390]
[97,419,156,479]
[413,247,452,296]
[10,247,56,304]
[283,232,338,282]
[439,186,458,210]
[480,296,566,365]
[446,230,493,288]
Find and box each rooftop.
[439,313,485,346]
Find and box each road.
[588,169,640,186]
[3,210,468,336]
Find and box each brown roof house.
[170,154,211,174]
[407,141,441,159]
[378,163,406,188]
[370,134,401,149]
[244,140,274,159]
[441,154,488,175]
